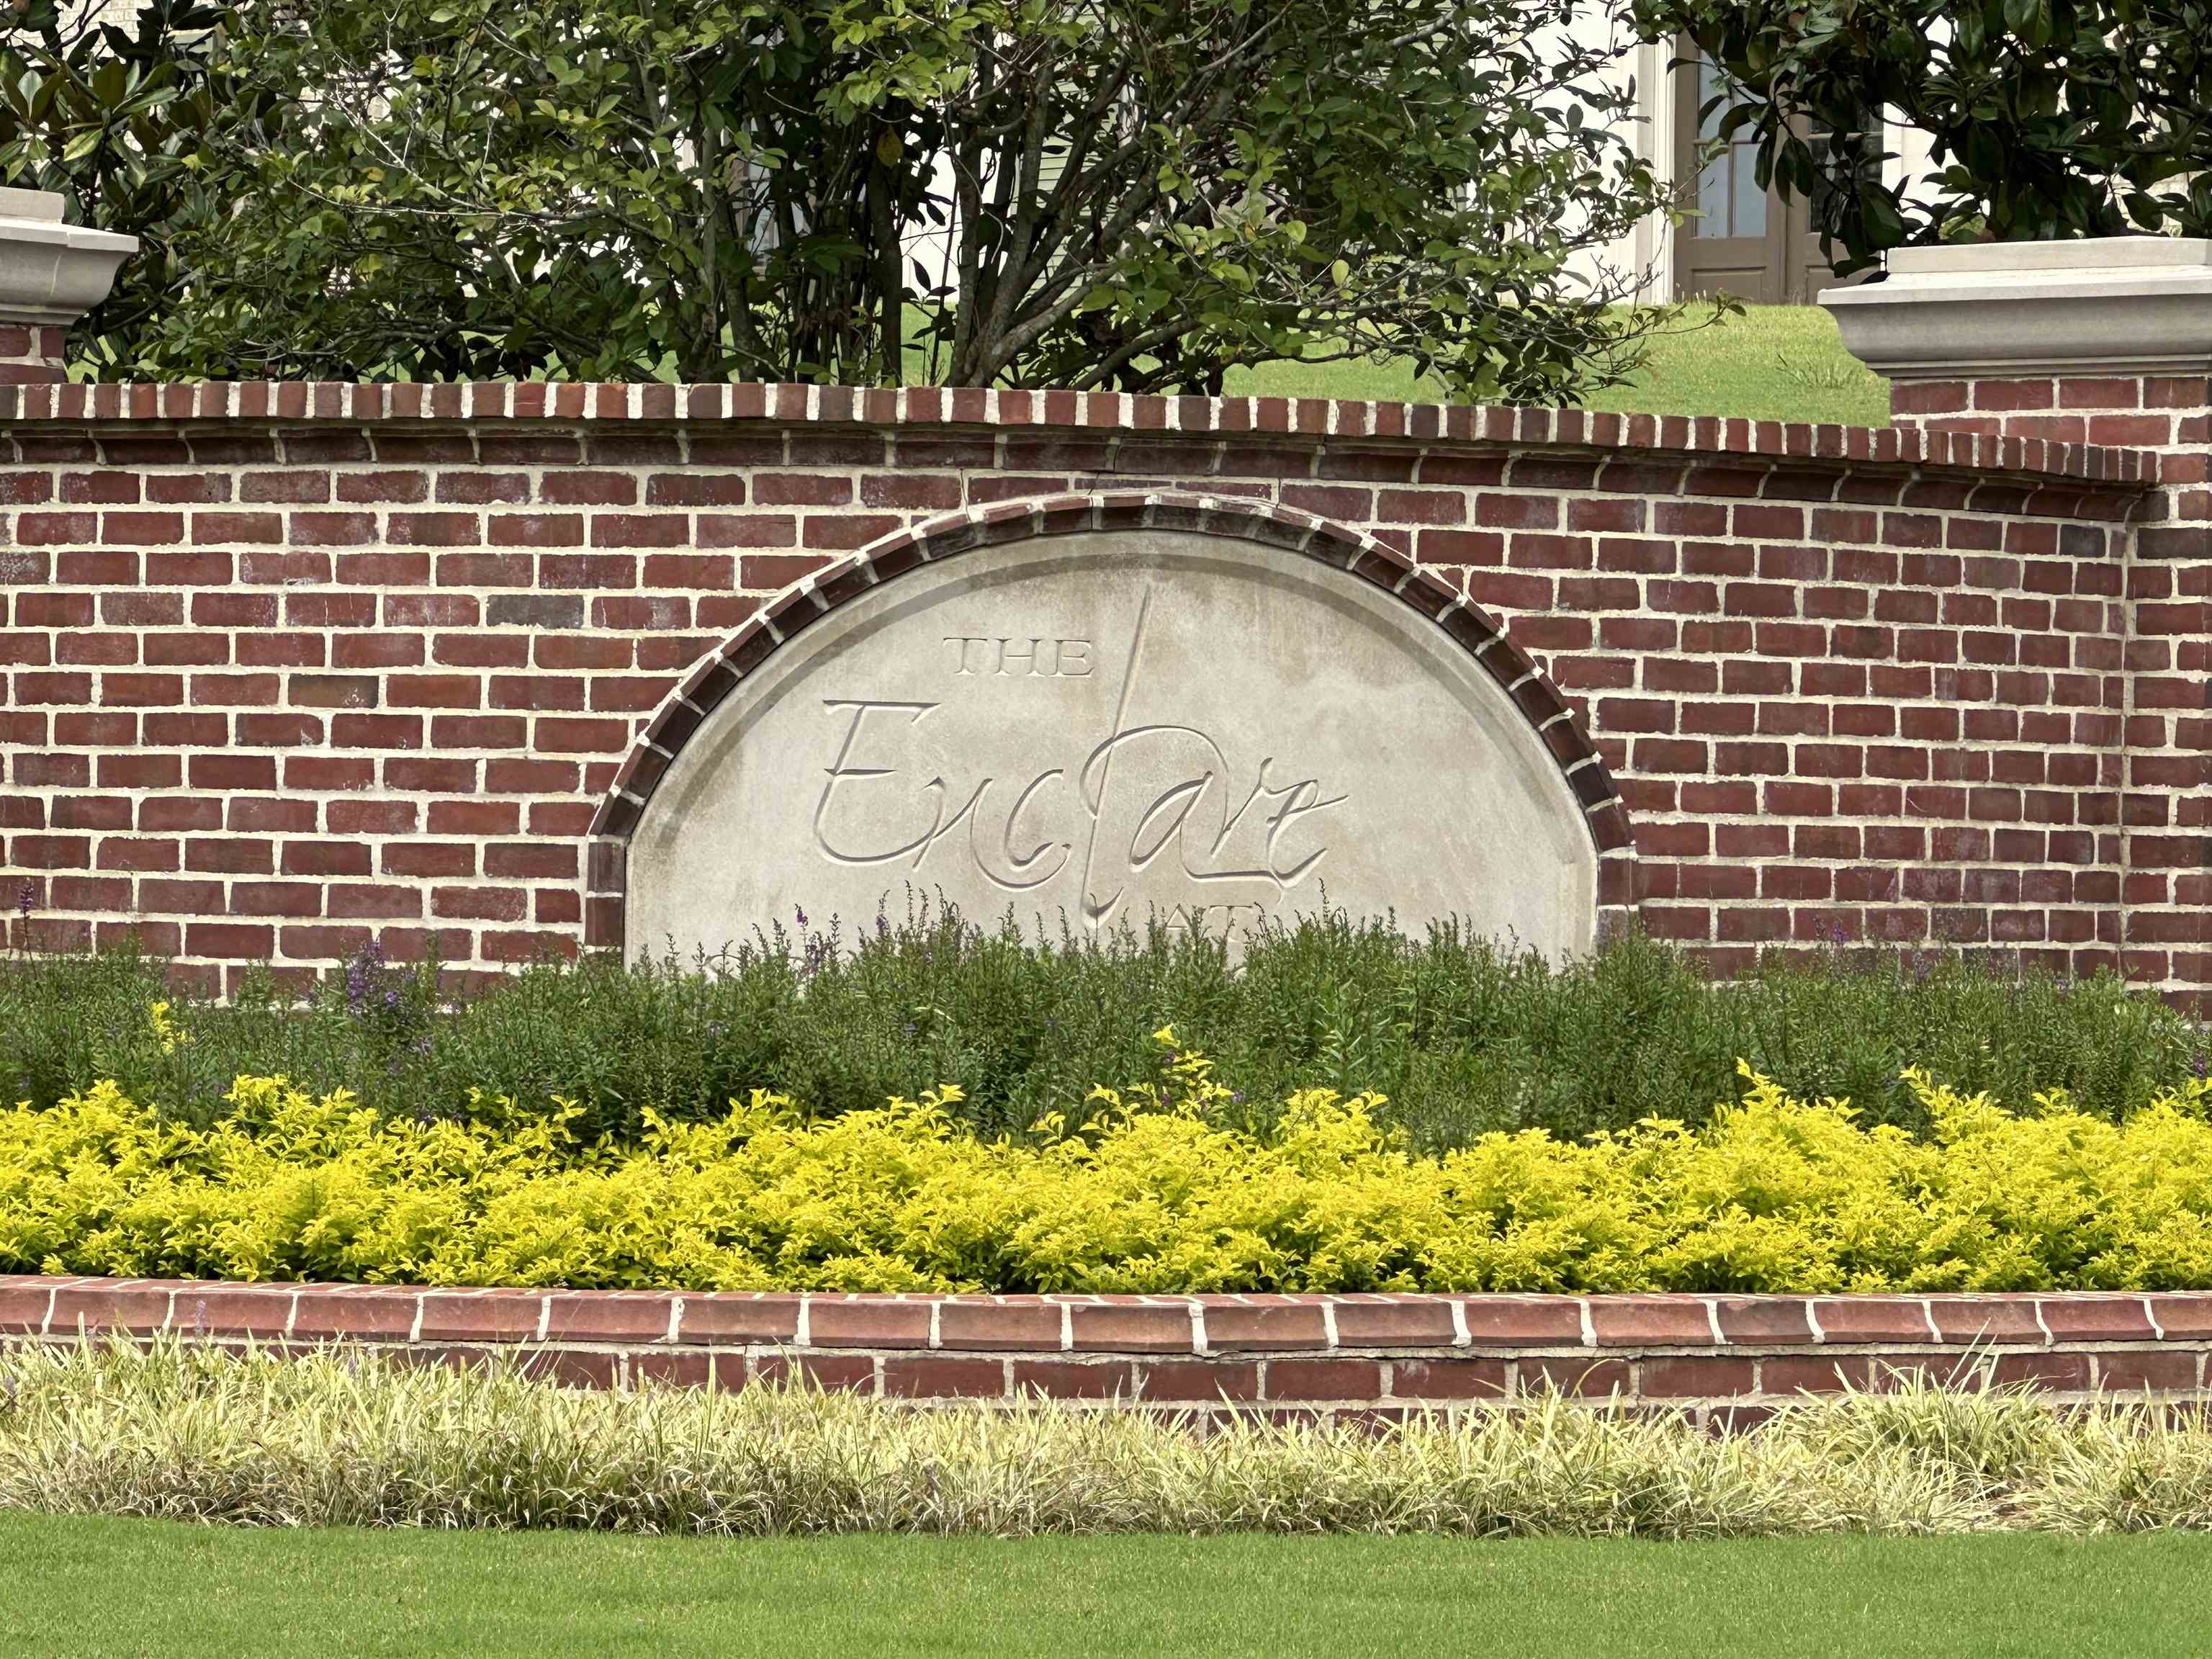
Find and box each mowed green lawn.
[1222,302,1892,428]
[10,1514,2209,1659]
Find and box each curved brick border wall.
[0,379,2204,1001]
[6,1277,2209,1424]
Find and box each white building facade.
[1579,22,1942,305]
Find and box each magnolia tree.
[0,0,232,359]
[1632,0,2212,271]
[4,0,1681,397]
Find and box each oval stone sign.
[626,525,1599,954]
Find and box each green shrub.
[4,1340,2212,1535]
[8,1051,2212,1292]
[1,915,2200,1148]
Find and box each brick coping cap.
[11,1277,2211,1352]
[0,379,2157,488]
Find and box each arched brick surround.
[580,490,1634,952]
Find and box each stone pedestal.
[1822,238,2212,385]
[0,186,138,383]
[1823,241,2209,1001]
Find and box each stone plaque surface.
[627,529,1598,954]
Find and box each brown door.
[1787,134,1869,302]
[1672,45,1848,304]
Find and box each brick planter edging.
[6,1277,2209,1421]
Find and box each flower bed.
[4,924,2198,1151]
[9,1043,2212,1294]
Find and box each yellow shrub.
[5,1056,2212,1292]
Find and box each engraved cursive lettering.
[822,592,1342,921]
[814,700,963,867]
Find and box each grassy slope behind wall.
[1223,305,1892,428]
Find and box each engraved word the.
[943,636,1093,678]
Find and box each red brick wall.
[8,1276,2210,1423]
[0,325,66,387]
[0,379,2201,1004]
[1893,373,2210,999]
